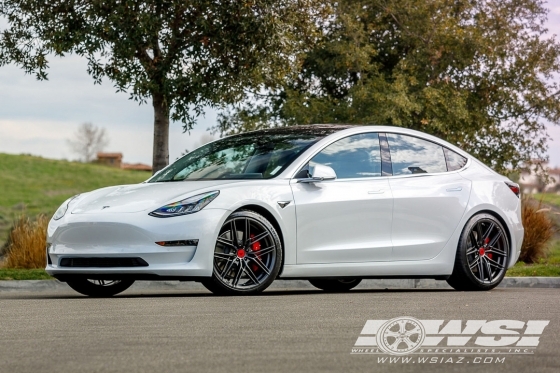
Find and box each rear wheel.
[66,279,135,297]
[202,210,282,295]
[309,278,362,292]
[447,213,509,291]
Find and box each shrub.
[2,214,48,269]
[519,196,557,263]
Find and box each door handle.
[446,187,462,192]
[368,189,385,194]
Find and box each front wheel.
[202,210,283,296]
[447,213,509,291]
[309,278,362,292]
[66,279,135,297]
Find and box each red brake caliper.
[250,233,261,272]
[484,237,492,259]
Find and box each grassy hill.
[0,153,149,244]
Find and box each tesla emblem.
[102,206,110,210]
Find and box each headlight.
[149,191,220,218]
[52,194,81,220]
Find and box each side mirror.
[297,164,337,183]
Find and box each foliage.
[0,0,323,172]
[2,214,48,269]
[67,122,109,162]
[216,0,560,174]
[520,195,557,263]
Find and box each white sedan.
[46,125,523,296]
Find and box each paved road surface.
[0,287,558,373]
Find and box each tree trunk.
[152,93,170,174]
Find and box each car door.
[384,133,471,261]
[290,132,394,264]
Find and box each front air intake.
[59,257,149,268]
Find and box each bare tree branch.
[67,123,110,162]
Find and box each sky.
[1,4,560,167]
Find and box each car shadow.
[0,287,458,300]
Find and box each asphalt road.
[0,287,559,373]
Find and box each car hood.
[70,180,241,214]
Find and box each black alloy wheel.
[202,210,282,295]
[447,213,509,291]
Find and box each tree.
[216,0,560,175]
[0,0,321,173]
[67,122,109,162]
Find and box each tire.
[202,210,283,296]
[66,279,135,297]
[309,278,362,292]
[447,213,509,291]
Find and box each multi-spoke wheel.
[202,210,282,295]
[66,278,135,297]
[308,278,362,292]
[447,213,509,291]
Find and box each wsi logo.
[353,317,550,356]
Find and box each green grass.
[0,268,52,280]
[0,153,148,244]
[506,240,560,276]
[506,262,560,277]
[534,193,560,208]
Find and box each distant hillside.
[0,153,149,244]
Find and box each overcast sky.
[1,4,560,167]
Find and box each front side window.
[308,133,382,179]
[387,133,447,175]
[149,133,322,182]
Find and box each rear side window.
[310,133,382,179]
[386,133,447,175]
[444,148,467,171]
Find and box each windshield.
[148,132,322,182]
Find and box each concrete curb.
[1,277,559,293]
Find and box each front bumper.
[46,208,228,279]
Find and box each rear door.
[384,133,471,261]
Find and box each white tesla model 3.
[46,125,523,296]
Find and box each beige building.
[518,162,560,194]
[96,152,152,172]
[96,152,123,168]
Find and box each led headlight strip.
[149,191,220,218]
